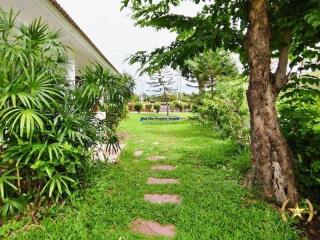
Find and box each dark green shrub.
[0,9,134,218]
[173,101,184,112]
[154,103,161,113]
[169,102,175,112]
[134,102,143,113]
[278,75,320,197]
[193,80,249,148]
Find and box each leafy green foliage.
[185,49,238,93]
[278,74,320,198]
[173,101,184,112]
[148,68,176,95]
[1,198,25,217]
[193,79,249,148]
[3,113,298,239]
[0,170,19,201]
[134,102,143,113]
[144,103,153,112]
[105,132,122,155]
[122,0,320,76]
[123,0,320,204]
[0,9,134,219]
[153,102,161,113]
[148,68,176,115]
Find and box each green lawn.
[6,113,299,239]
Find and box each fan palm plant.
[0,8,134,218]
[0,9,83,216]
[0,9,74,213]
[78,65,135,154]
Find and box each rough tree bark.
[244,0,299,205]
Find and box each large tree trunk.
[245,0,298,205]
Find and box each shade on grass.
[8,113,299,239]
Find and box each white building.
[0,0,119,82]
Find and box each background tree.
[148,68,176,116]
[185,49,238,93]
[122,0,320,205]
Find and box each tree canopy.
[122,0,320,205]
[185,49,238,92]
[123,0,320,76]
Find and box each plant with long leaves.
[0,8,134,218]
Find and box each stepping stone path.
[132,219,175,238]
[131,153,180,238]
[144,194,181,204]
[147,177,179,185]
[147,155,166,161]
[133,150,143,158]
[151,165,176,171]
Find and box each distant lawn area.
[5,113,299,239]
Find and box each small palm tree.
[0,8,134,217]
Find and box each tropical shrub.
[154,103,161,113]
[0,9,133,218]
[193,79,250,148]
[169,102,175,112]
[84,68,134,153]
[134,102,143,113]
[184,102,192,112]
[173,101,184,112]
[278,75,320,197]
[145,103,153,112]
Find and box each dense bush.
[145,103,153,112]
[0,10,133,218]
[278,75,320,197]
[184,102,192,111]
[134,102,143,113]
[193,80,250,148]
[173,101,184,112]
[154,103,161,113]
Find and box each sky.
[56,0,203,94]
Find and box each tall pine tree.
[148,68,176,116]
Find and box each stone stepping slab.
[147,156,166,161]
[134,150,143,158]
[147,177,180,185]
[151,165,176,171]
[131,218,175,238]
[144,194,181,204]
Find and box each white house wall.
[0,0,118,75]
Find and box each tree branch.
[274,30,293,91]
